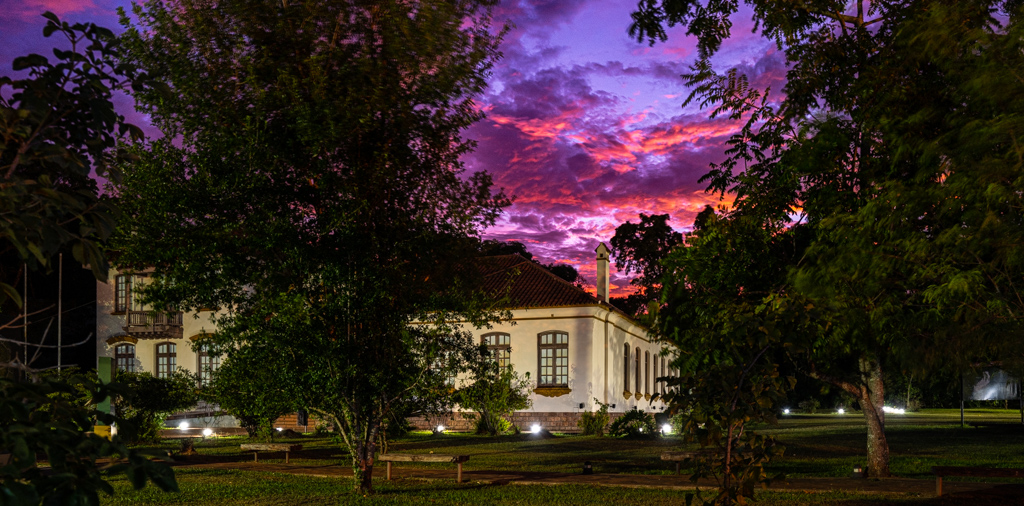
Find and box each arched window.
[634,347,641,395]
[482,332,511,370]
[115,344,135,372]
[623,343,630,393]
[538,331,568,386]
[155,342,176,379]
[644,351,650,396]
[197,344,220,385]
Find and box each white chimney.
[595,242,610,302]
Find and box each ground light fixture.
[531,423,541,434]
[837,408,846,415]
[783,408,790,414]
[275,427,283,432]
[202,428,214,437]
[661,424,672,435]
[177,421,189,431]
[883,406,906,414]
[435,425,445,433]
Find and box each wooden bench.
[240,443,302,463]
[932,466,1024,496]
[661,450,723,475]
[377,453,470,483]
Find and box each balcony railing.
[124,310,184,338]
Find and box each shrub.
[201,344,295,441]
[457,348,532,436]
[608,407,657,438]
[798,398,820,414]
[114,369,199,443]
[578,399,610,436]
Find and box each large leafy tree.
[0,14,177,504]
[0,12,143,311]
[113,0,508,492]
[608,213,682,316]
[633,0,1024,480]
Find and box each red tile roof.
[478,254,601,308]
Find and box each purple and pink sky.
[1,0,785,296]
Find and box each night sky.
[1,0,785,296]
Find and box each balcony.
[123,310,184,339]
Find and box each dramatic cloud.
[0,0,783,297]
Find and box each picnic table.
[239,443,302,463]
[377,453,470,483]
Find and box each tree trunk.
[353,437,377,493]
[859,357,890,478]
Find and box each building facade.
[95,243,675,432]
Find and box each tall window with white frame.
[482,333,511,370]
[623,343,630,393]
[644,351,650,397]
[660,355,666,395]
[155,342,176,378]
[114,274,132,313]
[197,344,220,385]
[634,347,641,395]
[538,331,568,387]
[115,343,135,372]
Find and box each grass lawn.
[101,469,927,505]
[99,408,1024,505]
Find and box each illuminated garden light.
[531,423,541,434]
[882,406,905,415]
[177,421,189,431]
[837,408,845,415]
[202,428,214,437]
[783,408,790,414]
[662,424,672,435]
[436,425,445,433]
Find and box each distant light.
[783,408,790,415]
[837,408,845,415]
[883,406,905,415]
[275,427,283,432]
[531,423,541,434]
[202,428,214,437]
[662,424,672,434]
[436,425,445,433]
[177,421,189,430]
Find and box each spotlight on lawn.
[783,408,790,415]
[177,421,189,431]
[882,406,905,415]
[661,424,672,435]
[435,425,445,433]
[202,428,214,437]
[275,427,283,432]
[531,423,541,435]
[837,408,845,415]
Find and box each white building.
[96,243,674,432]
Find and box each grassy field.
[98,408,1024,505]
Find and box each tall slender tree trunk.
[859,357,890,478]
